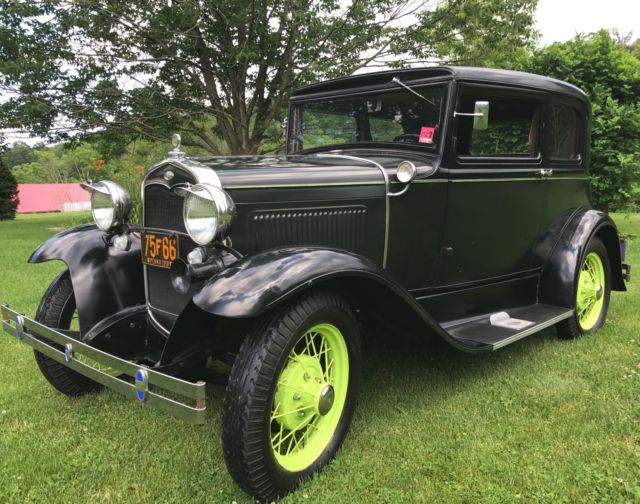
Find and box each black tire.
[557,237,611,340]
[33,270,103,396]
[222,290,361,502]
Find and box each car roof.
[291,66,588,104]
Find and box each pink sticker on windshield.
[419,126,435,144]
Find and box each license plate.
[141,231,179,269]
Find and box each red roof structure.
[17,183,90,213]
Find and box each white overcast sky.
[4,0,640,146]
[535,0,640,44]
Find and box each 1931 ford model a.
[2,67,631,501]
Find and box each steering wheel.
[393,133,420,143]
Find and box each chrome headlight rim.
[81,180,133,231]
[181,183,235,246]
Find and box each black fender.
[540,209,626,308]
[29,223,144,334]
[189,247,484,353]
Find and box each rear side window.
[456,90,541,158]
[548,104,582,160]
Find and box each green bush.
[521,31,640,210]
[0,153,19,220]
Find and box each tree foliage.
[0,0,538,155]
[521,30,640,210]
[395,0,538,68]
[0,143,19,220]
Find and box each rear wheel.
[33,270,103,396]
[557,237,611,339]
[222,291,361,501]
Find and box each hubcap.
[318,385,335,416]
[576,252,606,331]
[270,323,349,472]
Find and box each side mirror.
[473,101,489,130]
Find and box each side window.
[548,103,582,160]
[456,90,541,158]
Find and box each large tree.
[0,0,538,155]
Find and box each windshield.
[288,84,447,153]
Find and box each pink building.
[17,183,91,213]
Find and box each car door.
[538,97,591,241]
[437,84,545,287]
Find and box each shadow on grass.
[357,322,563,413]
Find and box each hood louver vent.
[248,206,367,254]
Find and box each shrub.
[0,153,19,220]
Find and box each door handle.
[538,168,553,177]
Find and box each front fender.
[540,209,626,308]
[192,247,387,318]
[29,223,144,334]
[190,247,484,352]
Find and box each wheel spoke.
[276,381,313,396]
[270,401,282,424]
[326,357,334,383]
[273,427,298,451]
[271,403,314,421]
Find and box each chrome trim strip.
[316,153,390,268]
[410,179,448,184]
[450,176,589,183]
[223,181,386,190]
[387,183,411,198]
[1,305,206,424]
[491,310,573,350]
[147,308,171,335]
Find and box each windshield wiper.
[391,76,437,108]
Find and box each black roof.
[291,66,587,103]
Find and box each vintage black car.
[2,67,631,501]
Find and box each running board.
[440,304,573,352]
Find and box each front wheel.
[557,237,611,339]
[222,291,361,501]
[33,270,103,396]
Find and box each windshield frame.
[287,79,452,155]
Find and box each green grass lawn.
[1,212,639,503]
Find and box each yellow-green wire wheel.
[576,252,606,331]
[557,237,611,339]
[222,291,361,502]
[270,322,349,471]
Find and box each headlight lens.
[182,184,235,245]
[81,181,132,231]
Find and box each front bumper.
[1,304,206,424]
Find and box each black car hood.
[192,154,384,189]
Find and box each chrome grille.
[143,184,186,232]
[142,183,194,324]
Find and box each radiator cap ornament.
[169,133,184,158]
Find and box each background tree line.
[1,0,639,214]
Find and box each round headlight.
[81,181,132,231]
[183,184,235,245]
